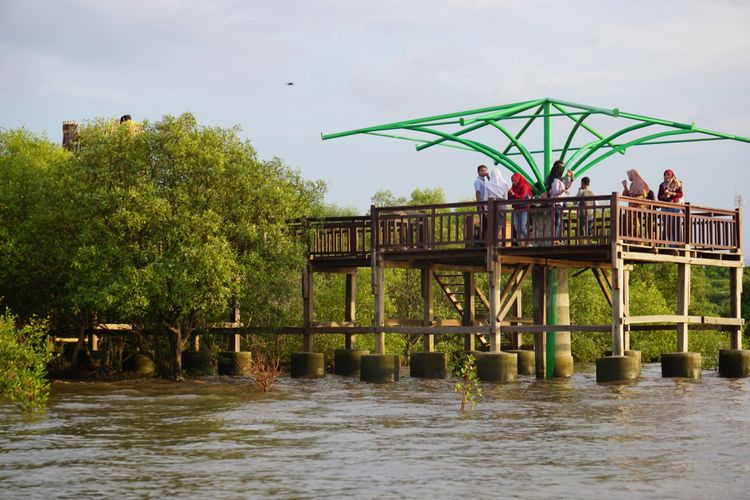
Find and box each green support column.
[543,99,552,180]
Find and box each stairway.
[433,271,490,348]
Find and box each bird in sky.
[286,82,295,86]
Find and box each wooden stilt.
[345,272,357,349]
[462,272,476,352]
[488,248,502,352]
[373,253,385,355]
[422,266,434,352]
[230,306,241,352]
[677,263,691,352]
[532,265,547,378]
[730,266,743,349]
[87,333,99,351]
[611,254,625,357]
[303,263,314,352]
[510,271,523,350]
[623,268,630,351]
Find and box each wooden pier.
[290,192,743,381]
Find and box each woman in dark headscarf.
[545,160,574,243]
[658,168,684,243]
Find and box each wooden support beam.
[623,268,630,351]
[302,263,314,352]
[487,247,502,352]
[422,266,435,352]
[622,315,702,325]
[611,251,625,356]
[730,266,743,349]
[373,252,385,354]
[87,333,99,351]
[622,251,743,268]
[497,264,534,322]
[592,268,613,307]
[677,262,691,352]
[230,306,241,352]
[503,324,613,333]
[312,321,356,328]
[345,272,357,349]
[462,272,476,352]
[532,264,547,378]
[381,326,490,334]
[510,270,523,350]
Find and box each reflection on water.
[2,364,750,499]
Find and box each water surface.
[2,364,749,499]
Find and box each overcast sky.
[2,1,750,223]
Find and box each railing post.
[610,192,619,244]
[370,205,378,253]
[684,202,691,248]
[735,207,742,252]
[486,199,496,247]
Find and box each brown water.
[2,364,750,499]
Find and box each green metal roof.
[322,98,750,193]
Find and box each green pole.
[546,269,557,379]
[544,99,555,379]
[543,100,552,180]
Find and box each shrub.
[0,313,55,412]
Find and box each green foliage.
[454,354,481,413]
[0,312,55,412]
[0,129,72,324]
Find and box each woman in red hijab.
[508,173,534,246]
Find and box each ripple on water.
[2,365,750,498]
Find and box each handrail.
[301,195,741,258]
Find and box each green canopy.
[323,98,750,193]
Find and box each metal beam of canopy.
[321,97,750,194]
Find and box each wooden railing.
[616,195,740,250]
[303,195,741,258]
[302,216,370,257]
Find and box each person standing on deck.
[621,169,650,239]
[474,165,490,240]
[658,168,684,244]
[486,167,510,243]
[576,176,595,241]
[547,160,574,244]
[508,173,533,246]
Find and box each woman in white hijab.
[486,167,509,199]
[485,167,510,242]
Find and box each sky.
[2,0,750,225]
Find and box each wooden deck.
[289,192,744,362]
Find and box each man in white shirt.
[474,165,489,242]
[474,164,489,202]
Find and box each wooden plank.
[621,251,743,268]
[94,323,133,330]
[381,326,490,334]
[622,314,702,325]
[311,321,355,327]
[384,319,422,326]
[701,316,744,326]
[504,324,613,333]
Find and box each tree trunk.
[171,325,184,381]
